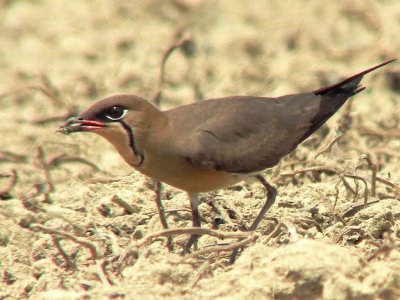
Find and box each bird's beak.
[57,117,106,135]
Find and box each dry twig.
[334,226,366,244]
[144,207,193,217]
[312,131,342,162]
[0,170,18,199]
[111,195,139,215]
[30,224,102,260]
[264,220,285,243]
[0,151,27,163]
[359,126,400,139]
[53,236,77,269]
[376,176,400,195]
[273,165,369,203]
[181,234,257,262]
[35,146,54,194]
[117,227,254,267]
[317,189,346,225]
[367,231,400,261]
[186,261,212,289]
[151,33,193,106]
[358,154,377,198]
[30,75,78,124]
[47,154,100,171]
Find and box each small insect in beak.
[57,117,106,135]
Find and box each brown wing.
[166,94,337,173]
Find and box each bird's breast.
[136,154,242,193]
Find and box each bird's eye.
[105,106,127,121]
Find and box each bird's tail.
[313,59,396,96]
[296,59,395,146]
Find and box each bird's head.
[58,94,165,167]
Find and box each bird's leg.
[153,180,174,251]
[184,192,201,252]
[230,174,277,263]
[248,175,277,231]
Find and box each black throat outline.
[120,120,144,167]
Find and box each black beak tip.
[57,117,83,135]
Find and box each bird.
[58,59,395,254]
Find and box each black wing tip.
[313,59,396,96]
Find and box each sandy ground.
[1,0,400,299]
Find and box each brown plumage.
[58,59,395,257]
